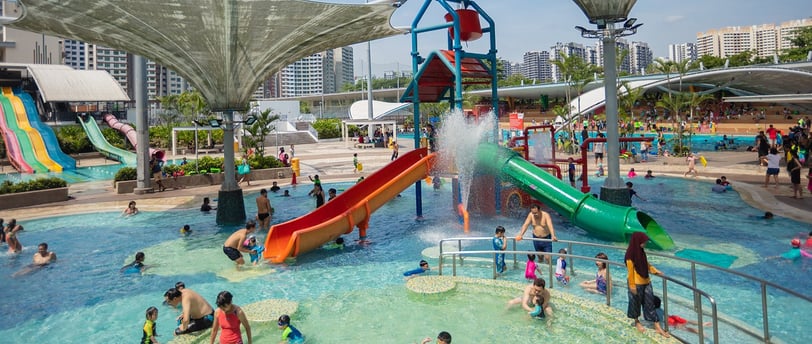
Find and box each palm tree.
[656,93,689,155]
[672,59,692,93]
[243,109,281,157]
[618,81,644,137]
[177,90,210,122]
[684,92,713,152]
[551,51,597,137]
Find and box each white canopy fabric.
[348,100,411,120]
[24,64,130,102]
[9,0,405,111]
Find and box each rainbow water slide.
[263,148,437,263]
[16,88,76,170]
[0,87,63,172]
[77,114,137,165]
[102,114,161,158]
[0,89,49,173]
[0,103,34,173]
[476,143,674,250]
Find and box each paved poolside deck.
[1,139,809,224]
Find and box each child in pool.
[403,260,430,279]
[121,251,148,273]
[644,170,655,179]
[580,252,610,294]
[180,224,192,235]
[524,254,542,280]
[242,235,264,265]
[554,248,570,286]
[528,292,546,318]
[595,163,605,177]
[628,168,638,178]
[277,314,304,344]
[323,237,345,250]
[141,306,160,344]
[493,226,507,274]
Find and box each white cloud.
[665,15,685,23]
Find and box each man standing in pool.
[222,220,257,270]
[515,204,557,264]
[163,287,214,335]
[256,189,272,231]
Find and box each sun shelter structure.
[7,0,406,224]
[343,100,408,147]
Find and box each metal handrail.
[437,236,810,343]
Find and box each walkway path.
[3,140,810,224]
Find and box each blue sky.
[330,0,811,76]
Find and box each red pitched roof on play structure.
[402,50,492,103]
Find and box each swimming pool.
[0,177,808,343]
[0,163,126,184]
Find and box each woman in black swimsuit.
[313,184,325,208]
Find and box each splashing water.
[437,109,496,209]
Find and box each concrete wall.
[0,187,69,210]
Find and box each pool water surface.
[0,177,809,343]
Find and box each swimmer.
[762,212,774,219]
[628,168,637,178]
[323,237,345,250]
[120,251,147,273]
[123,201,139,216]
[270,181,281,192]
[200,197,215,211]
[282,190,291,197]
[580,252,610,295]
[594,163,605,177]
[277,314,304,344]
[33,242,57,266]
[420,331,452,344]
[328,188,337,201]
[403,259,430,279]
[256,189,272,231]
[180,224,193,235]
[4,218,24,253]
[779,238,803,260]
[644,170,655,179]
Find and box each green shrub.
[101,127,128,150]
[56,125,92,154]
[114,167,137,182]
[312,118,342,139]
[247,154,284,169]
[0,177,67,195]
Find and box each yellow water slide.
[2,87,62,171]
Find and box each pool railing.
[437,237,810,344]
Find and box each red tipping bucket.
[444,9,482,42]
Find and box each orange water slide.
[263,148,437,263]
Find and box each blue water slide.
[15,89,76,170]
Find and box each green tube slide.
[78,115,136,165]
[477,143,674,250]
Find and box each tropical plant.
[551,51,598,136]
[243,109,280,157]
[56,125,92,154]
[617,81,645,137]
[101,127,128,150]
[656,93,690,155]
[114,167,137,182]
[312,118,342,139]
[781,26,812,62]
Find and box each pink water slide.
[103,114,163,158]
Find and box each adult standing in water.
[209,290,252,344]
[514,204,557,264]
[255,189,272,231]
[222,221,257,270]
[625,232,667,337]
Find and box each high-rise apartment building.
[522,51,552,82]
[279,47,354,97]
[696,18,812,58]
[550,42,587,82]
[667,43,698,64]
[596,38,632,75]
[630,41,653,75]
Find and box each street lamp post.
[571,0,642,206]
